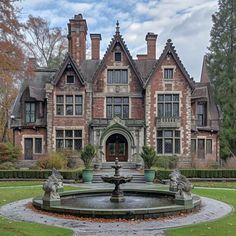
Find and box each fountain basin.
[33,189,201,219]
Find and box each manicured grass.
[193,181,236,189]
[166,188,236,236]
[0,182,81,236]
[0,181,43,187]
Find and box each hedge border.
[0,170,82,180]
[155,169,236,180]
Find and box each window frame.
[197,101,207,126]
[114,52,122,62]
[164,68,174,80]
[156,130,181,155]
[66,75,75,84]
[107,69,128,84]
[157,94,180,118]
[25,102,36,123]
[55,94,83,116]
[55,129,83,151]
[23,136,44,155]
[106,97,129,119]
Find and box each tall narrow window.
[115,52,121,62]
[107,69,128,84]
[198,139,205,159]
[66,95,73,115]
[197,102,207,126]
[35,138,42,154]
[191,139,196,154]
[157,94,179,118]
[206,139,212,154]
[75,95,82,115]
[56,95,64,115]
[25,102,36,123]
[164,68,174,79]
[106,97,129,119]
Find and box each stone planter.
[82,169,93,183]
[144,169,155,182]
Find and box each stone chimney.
[90,34,101,60]
[146,32,157,60]
[67,14,87,65]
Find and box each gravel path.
[0,197,232,236]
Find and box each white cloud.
[16,0,218,80]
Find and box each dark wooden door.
[24,138,33,160]
[106,134,128,162]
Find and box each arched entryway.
[106,133,128,162]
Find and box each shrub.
[140,146,158,169]
[155,156,178,169]
[80,144,97,169]
[0,142,21,164]
[0,162,15,170]
[37,152,67,169]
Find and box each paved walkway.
[0,183,233,236]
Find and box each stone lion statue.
[42,172,60,201]
[176,174,193,199]
[169,169,181,192]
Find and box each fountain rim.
[33,188,201,219]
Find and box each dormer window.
[115,52,121,62]
[107,69,128,84]
[197,101,207,126]
[25,102,36,123]
[164,68,174,79]
[66,75,75,84]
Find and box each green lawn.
[166,188,236,236]
[1,181,236,236]
[0,182,80,236]
[193,181,236,189]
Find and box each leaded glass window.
[107,69,128,84]
[106,97,129,119]
[25,102,36,123]
[157,130,180,154]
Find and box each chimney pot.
[146,32,158,60]
[90,34,102,60]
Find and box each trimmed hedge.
[155,169,236,180]
[0,169,82,180]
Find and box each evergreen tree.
[207,0,236,159]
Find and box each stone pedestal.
[175,195,193,208]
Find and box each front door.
[106,134,128,162]
[24,138,33,160]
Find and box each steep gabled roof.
[93,22,144,86]
[144,39,195,89]
[52,53,85,85]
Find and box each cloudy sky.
[16,0,218,81]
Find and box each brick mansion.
[11,14,221,168]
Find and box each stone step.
[101,162,137,169]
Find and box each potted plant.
[140,146,158,182]
[80,144,97,183]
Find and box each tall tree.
[0,0,25,141]
[207,0,236,159]
[24,15,67,68]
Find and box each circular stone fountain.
[33,162,201,219]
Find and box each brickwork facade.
[11,14,220,168]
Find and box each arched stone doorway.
[106,133,128,162]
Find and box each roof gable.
[52,53,85,85]
[93,22,144,86]
[144,39,194,89]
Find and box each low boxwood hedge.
[0,169,82,180]
[155,169,236,180]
